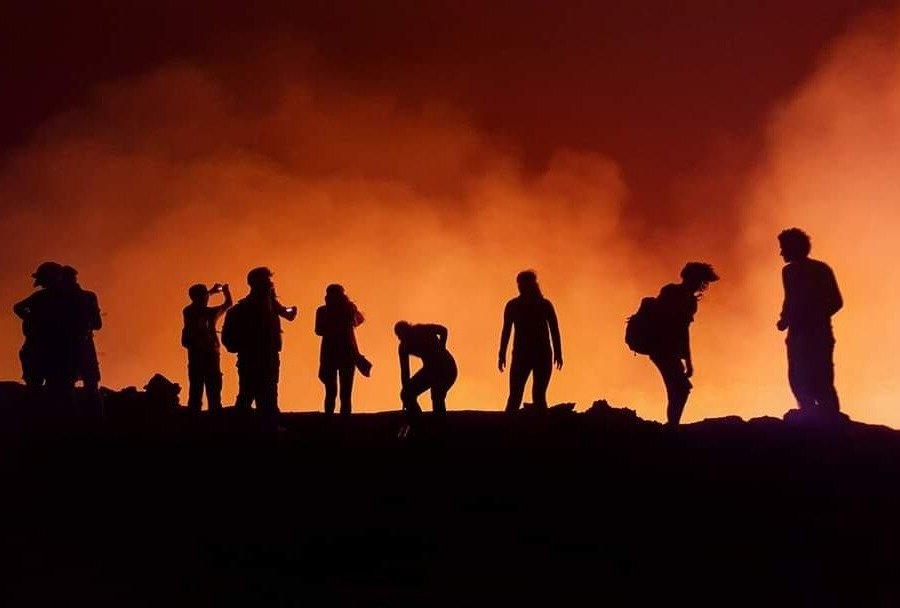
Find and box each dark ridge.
[1,381,898,605]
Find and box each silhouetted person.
[14,262,63,389]
[182,282,232,412]
[61,266,102,394]
[650,262,719,426]
[222,267,297,417]
[395,321,457,418]
[776,228,843,415]
[498,270,563,412]
[315,284,370,415]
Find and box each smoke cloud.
[2,9,900,425]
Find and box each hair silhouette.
[499,270,562,412]
[315,283,369,415]
[776,228,843,416]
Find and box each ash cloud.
[3,7,900,425]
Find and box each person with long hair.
[498,270,563,412]
[315,284,369,415]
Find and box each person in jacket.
[315,284,369,415]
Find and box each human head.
[516,269,541,297]
[60,265,79,288]
[247,266,274,294]
[31,261,62,288]
[394,320,412,340]
[189,283,209,305]
[325,283,346,305]
[680,262,719,293]
[778,228,812,262]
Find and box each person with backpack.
[776,228,843,416]
[315,283,371,415]
[182,282,232,412]
[627,262,719,426]
[221,267,297,416]
[498,270,563,412]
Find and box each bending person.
[498,270,562,412]
[394,321,457,417]
[650,262,719,426]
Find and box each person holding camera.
[182,281,232,412]
[222,267,297,417]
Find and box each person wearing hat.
[221,267,297,416]
[182,281,232,412]
[314,283,370,415]
[650,262,720,426]
[776,228,843,416]
[13,262,63,389]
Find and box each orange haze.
[2,11,900,426]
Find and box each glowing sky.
[2,2,899,425]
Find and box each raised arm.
[546,301,563,369]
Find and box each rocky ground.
[0,381,898,606]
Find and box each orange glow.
[2,12,900,426]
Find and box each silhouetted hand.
[498,356,506,372]
[685,359,694,378]
[776,319,788,331]
[284,306,298,321]
[554,354,563,370]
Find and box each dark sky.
[0,1,883,216]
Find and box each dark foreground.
[1,385,899,606]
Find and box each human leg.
[786,334,816,410]
[430,357,457,414]
[319,365,338,414]
[505,356,530,413]
[651,355,691,426]
[205,353,223,411]
[531,354,552,409]
[187,352,205,412]
[338,366,355,415]
[401,368,432,416]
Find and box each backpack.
[220,304,245,354]
[625,296,660,355]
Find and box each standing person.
[315,284,371,415]
[394,321,457,418]
[182,282,232,412]
[60,266,103,394]
[498,270,563,412]
[13,262,63,389]
[222,267,297,417]
[776,228,843,416]
[650,262,719,426]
